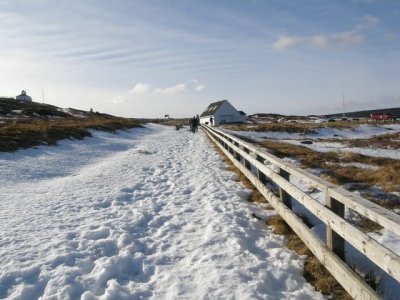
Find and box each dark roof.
[200,100,227,117]
[238,111,246,116]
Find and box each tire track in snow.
[0,124,324,299]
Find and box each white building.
[199,100,246,126]
[16,90,32,102]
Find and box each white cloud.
[272,36,305,50]
[128,80,205,96]
[195,84,205,92]
[115,80,205,106]
[161,83,186,95]
[332,31,364,45]
[273,16,378,50]
[130,83,153,94]
[311,35,328,47]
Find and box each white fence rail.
[202,125,400,300]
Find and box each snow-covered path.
[0,124,323,299]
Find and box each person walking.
[189,117,193,132]
[195,115,200,132]
[191,116,196,133]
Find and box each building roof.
[16,90,32,102]
[200,100,227,117]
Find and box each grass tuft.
[266,216,350,298]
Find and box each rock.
[300,140,313,145]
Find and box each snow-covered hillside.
[0,125,324,299]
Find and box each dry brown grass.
[267,216,351,299]
[341,132,400,150]
[148,118,189,127]
[0,117,142,152]
[222,120,373,134]
[223,123,317,134]
[259,140,340,169]
[248,190,271,205]
[259,140,400,195]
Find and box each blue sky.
[0,0,399,118]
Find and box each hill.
[323,107,400,118]
[0,98,142,152]
[0,97,115,120]
[248,107,400,122]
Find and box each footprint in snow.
[82,227,110,240]
[93,200,112,209]
[115,194,134,203]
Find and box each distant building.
[16,90,32,102]
[370,112,396,121]
[200,100,246,126]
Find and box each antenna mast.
[342,91,345,118]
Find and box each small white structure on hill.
[16,90,32,102]
[200,100,246,126]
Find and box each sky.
[0,0,399,118]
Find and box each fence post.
[243,147,252,171]
[233,141,241,162]
[228,143,235,155]
[222,139,228,150]
[279,168,292,209]
[256,154,267,185]
[326,195,345,260]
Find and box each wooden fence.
[202,125,400,299]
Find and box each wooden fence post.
[222,139,228,150]
[326,195,345,260]
[279,168,292,209]
[256,155,267,185]
[243,147,252,171]
[233,141,241,162]
[228,144,235,155]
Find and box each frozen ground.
[227,124,400,141]
[0,124,324,299]
[224,124,400,297]
[226,124,400,160]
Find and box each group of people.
[189,115,200,133]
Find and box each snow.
[226,123,400,297]
[226,124,400,141]
[281,140,400,160]
[286,168,400,298]
[325,161,381,170]
[0,124,324,299]
[226,124,400,160]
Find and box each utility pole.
[42,87,45,104]
[342,91,345,118]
